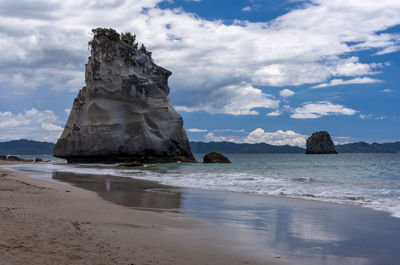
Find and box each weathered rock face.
[306,131,338,154]
[203,152,231,163]
[54,32,195,163]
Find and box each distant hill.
[190,141,400,154]
[335,141,400,153]
[0,139,399,155]
[190,141,305,154]
[0,139,55,155]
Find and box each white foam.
[3,162,400,219]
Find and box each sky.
[0,0,399,147]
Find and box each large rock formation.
[54,28,195,163]
[306,131,338,154]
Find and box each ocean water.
[4,153,400,219]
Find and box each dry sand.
[0,161,283,265]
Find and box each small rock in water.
[203,152,231,163]
[306,131,338,154]
[6,156,32,162]
[35,158,43,162]
[6,156,21,161]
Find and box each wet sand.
[52,171,400,265]
[0,161,280,265]
[2,161,400,265]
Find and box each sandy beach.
[0,161,281,265]
[2,160,400,265]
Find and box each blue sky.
[0,0,399,146]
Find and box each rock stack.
[54,28,195,163]
[306,131,338,154]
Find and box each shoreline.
[4,157,400,220]
[2,161,400,264]
[0,162,280,265]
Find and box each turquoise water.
[4,153,400,265]
[141,153,400,217]
[4,153,400,218]
[13,155,65,162]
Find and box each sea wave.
[2,160,400,220]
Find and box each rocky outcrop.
[306,131,338,154]
[53,28,195,163]
[2,155,33,162]
[203,152,231,163]
[7,156,22,161]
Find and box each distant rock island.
[2,139,400,155]
[53,28,195,163]
[305,131,338,154]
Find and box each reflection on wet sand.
[52,172,183,211]
[52,171,400,265]
[180,189,400,265]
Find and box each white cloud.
[280,89,295,97]
[201,127,366,147]
[311,77,383,88]
[359,113,390,120]
[291,101,358,119]
[249,58,383,87]
[332,136,353,145]
[376,45,400,55]
[41,123,64,131]
[267,110,281,117]
[194,129,246,142]
[242,6,252,12]
[212,129,245,133]
[0,0,400,115]
[359,114,372,119]
[176,83,279,115]
[0,109,64,142]
[331,57,381,76]
[187,128,208,133]
[202,128,308,147]
[251,63,332,87]
[204,132,237,142]
[382,89,394,93]
[244,128,307,147]
[0,68,85,92]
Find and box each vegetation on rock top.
[89,27,152,58]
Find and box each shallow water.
[47,172,400,265]
[3,154,400,265]
[6,153,400,218]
